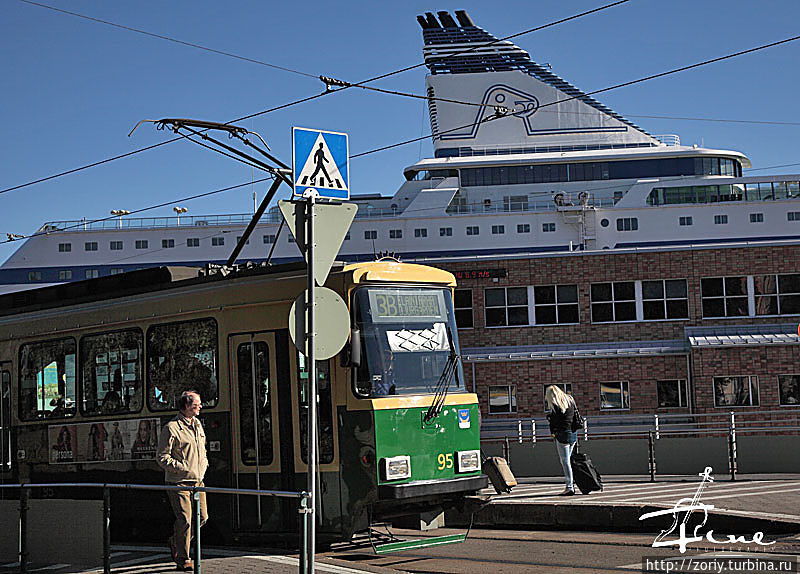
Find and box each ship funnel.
[437,11,458,28]
[417,15,432,29]
[424,12,440,29]
[454,10,475,27]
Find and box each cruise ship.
[2,10,799,294]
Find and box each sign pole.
[305,190,317,574]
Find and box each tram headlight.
[457,450,480,473]
[382,455,411,481]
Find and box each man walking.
[156,390,208,571]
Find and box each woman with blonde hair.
[545,385,579,495]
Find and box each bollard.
[531,420,536,444]
[103,487,111,574]
[517,420,523,444]
[193,489,202,574]
[648,431,656,482]
[728,411,737,482]
[19,486,28,574]
[503,436,510,463]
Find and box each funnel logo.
[440,84,540,140]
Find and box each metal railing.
[480,409,800,482]
[0,482,311,574]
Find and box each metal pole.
[19,486,28,574]
[103,486,111,574]
[306,193,317,574]
[531,420,536,444]
[517,420,523,444]
[193,489,202,574]
[299,494,309,574]
[648,431,656,482]
[728,411,737,482]
[503,436,509,463]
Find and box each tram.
[0,260,486,543]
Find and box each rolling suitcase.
[484,456,517,493]
[570,444,603,494]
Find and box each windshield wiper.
[423,326,460,423]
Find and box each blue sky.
[3,0,800,264]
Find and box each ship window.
[27,271,41,281]
[85,269,99,279]
[701,276,748,318]
[485,287,528,327]
[85,242,98,252]
[364,230,377,240]
[616,217,638,232]
[187,238,200,247]
[235,236,250,245]
[643,279,689,320]
[345,232,351,240]
[147,318,219,411]
[778,374,800,406]
[288,235,295,243]
[414,228,427,238]
[517,223,530,233]
[135,240,148,249]
[789,212,800,221]
[110,241,123,251]
[714,214,728,225]
[262,235,275,244]
[658,379,687,408]
[466,226,479,236]
[162,239,175,249]
[754,274,800,316]
[679,216,693,226]
[58,270,72,280]
[389,229,402,239]
[533,284,578,325]
[542,222,556,233]
[591,281,635,322]
[749,213,764,223]
[600,381,630,410]
[454,289,473,329]
[488,385,517,414]
[110,268,124,275]
[80,329,143,417]
[211,237,224,246]
[440,227,453,237]
[600,219,609,228]
[58,243,71,253]
[491,225,505,235]
[19,337,77,421]
[714,375,759,407]
[503,195,528,212]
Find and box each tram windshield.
[353,286,464,397]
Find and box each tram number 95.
[437,453,453,471]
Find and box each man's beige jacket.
[156,414,209,484]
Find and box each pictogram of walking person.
[310,143,332,186]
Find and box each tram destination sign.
[368,289,447,323]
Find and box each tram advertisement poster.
[48,418,160,464]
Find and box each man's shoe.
[168,536,178,563]
[558,488,575,496]
[177,560,194,571]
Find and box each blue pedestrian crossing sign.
[292,127,349,200]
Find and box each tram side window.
[297,354,334,464]
[147,318,219,411]
[19,338,77,420]
[80,329,143,416]
[237,342,273,466]
[2,370,10,471]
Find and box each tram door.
[228,332,289,531]
[0,362,11,475]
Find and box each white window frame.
[600,381,630,410]
[440,227,453,237]
[778,374,800,406]
[187,238,200,247]
[590,281,637,323]
[532,284,580,325]
[414,228,427,238]
[58,243,71,253]
[753,273,800,317]
[484,286,529,327]
[701,276,749,318]
[713,375,759,407]
[488,384,517,414]
[110,241,123,251]
[642,279,689,321]
[517,223,531,233]
[657,379,688,408]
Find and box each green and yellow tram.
[0,260,486,543]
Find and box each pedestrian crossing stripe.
[292,127,349,200]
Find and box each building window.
[440,227,453,237]
[517,223,530,233]
[187,238,200,247]
[466,226,480,236]
[714,214,728,225]
[262,235,275,244]
[788,212,800,221]
[58,270,72,280]
[27,271,41,281]
[85,269,99,279]
[679,216,693,226]
[491,225,505,235]
[754,274,800,316]
[749,213,764,223]
[389,229,402,239]
[543,383,573,412]
[600,381,630,410]
[533,284,579,324]
[85,242,98,252]
[778,374,800,406]
[701,276,748,317]
[485,287,528,327]
[162,239,175,249]
[542,222,556,233]
[713,375,759,407]
[616,217,638,231]
[657,379,687,408]
[135,240,148,249]
[414,228,427,238]
[58,243,71,253]
[488,385,517,414]
[110,268,124,275]
[110,241,123,251]
[211,237,224,246]
[364,230,377,240]
[643,279,689,320]
[454,289,473,329]
[591,281,636,322]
